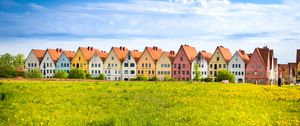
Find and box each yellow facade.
[71,49,89,73]
[156,53,172,80]
[208,49,228,81]
[137,50,156,78]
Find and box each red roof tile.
[199,50,212,62]
[181,45,197,62]
[130,50,142,62]
[47,48,64,64]
[95,50,108,61]
[237,49,250,63]
[32,49,46,63]
[146,46,163,62]
[79,47,98,62]
[63,51,75,61]
[112,46,129,62]
[218,46,232,63]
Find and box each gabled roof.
[32,49,46,63]
[167,51,176,62]
[129,50,142,62]
[297,49,300,64]
[46,48,64,64]
[217,46,232,63]
[181,45,197,63]
[145,46,163,62]
[95,50,108,61]
[199,50,212,62]
[256,46,271,67]
[78,47,98,62]
[63,51,75,61]
[237,50,250,63]
[112,46,129,62]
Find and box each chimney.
[240,50,245,55]
[202,50,206,53]
[87,46,90,50]
[220,45,224,48]
[122,47,125,51]
[119,46,122,50]
[91,47,93,51]
[59,48,62,53]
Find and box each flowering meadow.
[0,80,299,125]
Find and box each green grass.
[0,80,299,125]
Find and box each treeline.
[0,53,25,78]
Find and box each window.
[149,64,151,67]
[95,64,97,67]
[210,71,213,75]
[112,57,114,60]
[130,70,135,74]
[124,63,129,67]
[112,64,114,67]
[98,70,101,73]
[98,64,101,67]
[232,64,234,68]
[182,64,185,68]
[28,63,31,67]
[138,70,140,74]
[108,63,110,67]
[178,64,181,69]
[145,64,148,67]
[148,70,151,74]
[174,71,176,75]
[168,64,170,67]
[61,63,64,68]
[178,71,181,75]
[141,70,144,74]
[239,64,241,68]
[124,70,128,74]
[142,63,144,67]
[47,63,49,67]
[180,57,183,61]
[223,64,226,68]
[91,64,94,67]
[130,63,135,67]
[79,57,81,61]
[128,56,131,60]
[91,70,94,74]
[214,71,217,76]
[95,70,97,74]
[210,64,212,68]
[115,64,117,67]
[115,70,117,74]
[182,71,185,75]
[219,64,222,68]
[34,63,37,67]
[187,71,189,75]
[174,64,176,68]
[158,71,161,75]
[217,57,219,61]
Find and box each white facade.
[122,52,137,80]
[89,53,104,78]
[40,51,56,78]
[25,50,40,72]
[103,49,122,81]
[228,52,246,83]
[196,54,209,79]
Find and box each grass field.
[0,80,299,125]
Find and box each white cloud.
[0,0,299,63]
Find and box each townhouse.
[89,50,107,78]
[25,49,46,72]
[56,51,75,74]
[122,50,142,80]
[208,46,232,82]
[195,50,212,79]
[172,45,197,81]
[137,46,163,79]
[40,48,64,78]
[228,50,250,83]
[156,51,176,80]
[104,46,128,81]
[71,46,98,73]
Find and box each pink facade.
[245,47,271,84]
[172,45,197,81]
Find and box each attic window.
[180,57,183,61]
[146,58,147,60]
[217,57,219,61]
[47,57,49,60]
[112,57,114,60]
[79,57,81,61]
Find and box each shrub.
[25,69,42,78]
[193,63,201,81]
[169,78,177,81]
[68,68,85,79]
[53,70,68,78]
[97,73,105,80]
[202,78,212,82]
[85,73,93,79]
[216,70,235,83]
[135,75,148,81]
[149,76,159,81]
[164,74,170,81]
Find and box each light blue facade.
[56,52,71,73]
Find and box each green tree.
[68,68,85,79]
[53,70,68,78]
[13,54,25,68]
[85,73,93,79]
[216,70,235,83]
[149,76,159,81]
[0,53,25,78]
[164,74,170,81]
[193,63,201,81]
[97,73,105,80]
[25,69,43,78]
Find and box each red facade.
[172,45,197,81]
[245,47,271,84]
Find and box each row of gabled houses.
[278,49,300,84]
[25,45,279,84]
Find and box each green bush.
[215,70,235,83]
[85,73,93,79]
[164,74,170,81]
[0,66,18,78]
[202,78,212,82]
[25,69,43,78]
[53,70,68,78]
[193,63,201,81]
[68,68,85,79]
[97,73,105,80]
[149,76,159,81]
[133,75,148,81]
[169,78,177,81]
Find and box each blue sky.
[0,0,299,63]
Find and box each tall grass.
[0,80,299,125]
